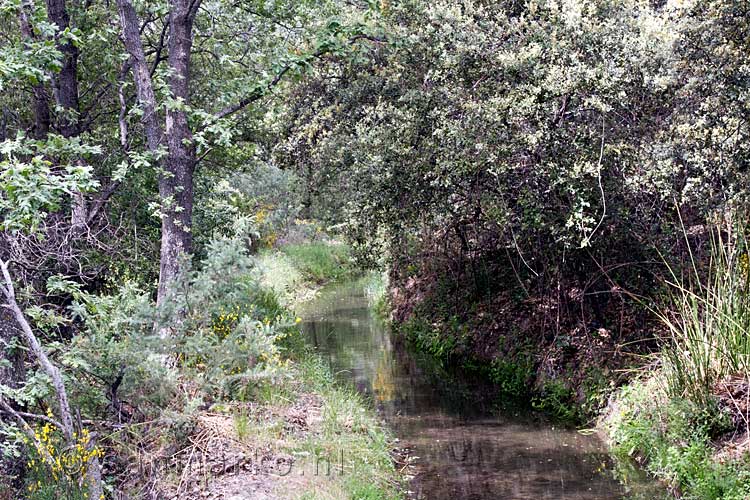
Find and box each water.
[298,281,644,499]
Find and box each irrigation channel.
[298,280,657,500]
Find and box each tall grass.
[658,225,750,402]
[281,242,353,283]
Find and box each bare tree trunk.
[158,0,198,308]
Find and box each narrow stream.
[298,281,647,499]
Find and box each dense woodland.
[0,0,749,498]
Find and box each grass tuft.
[658,226,750,403]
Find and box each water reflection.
[299,281,638,499]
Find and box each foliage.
[193,162,302,254]
[604,220,750,499]
[658,223,750,403]
[2,0,750,496]
[606,376,749,500]
[65,236,298,418]
[0,134,100,232]
[277,0,687,263]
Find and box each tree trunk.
[19,1,50,139]
[117,0,200,309]
[45,0,91,230]
[157,0,197,308]
[45,0,79,138]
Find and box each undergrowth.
[280,242,354,283]
[605,222,750,500]
[606,376,749,500]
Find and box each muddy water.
[298,281,641,500]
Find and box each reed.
[658,223,750,403]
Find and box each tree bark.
[45,0,93,231]
[45,0,79,138]
[116,0,200,310]
[19,1,50,139]
[158,0,197,308]
[116,0,162,152]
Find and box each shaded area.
[298,281,650,499]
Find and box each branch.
[0,406,64,430]
[0,398,55,465]
[586,119,607,245]
[213,64,293,120]
[86,180,122,225]
[214,34,387,120]
[0,259,75,442]
[149,20,170,78]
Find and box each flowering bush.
[25,422,103,499]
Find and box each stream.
[298,280,650,500]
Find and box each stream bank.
[385,250,750,500]
[297,278,655,499]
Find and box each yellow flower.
[295,317,302,324]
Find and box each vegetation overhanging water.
[299,280,659,500]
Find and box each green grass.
[255,242,356,307]
[285,355,404,500]
[605,376,749,500]
[657,229,750,403]
[280,242,353,283]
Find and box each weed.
[233,410,250,441]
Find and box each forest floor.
[156,241,403,500]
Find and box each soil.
[149,394,326,500]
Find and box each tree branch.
[0,398,55,465]
[0,259,75,442]
[214,34,387,120]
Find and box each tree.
[115,0,198,309]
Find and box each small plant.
[606,375,749,500]
[24,423,104,499]
[233,410,250,441]
[532,380,578,422]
